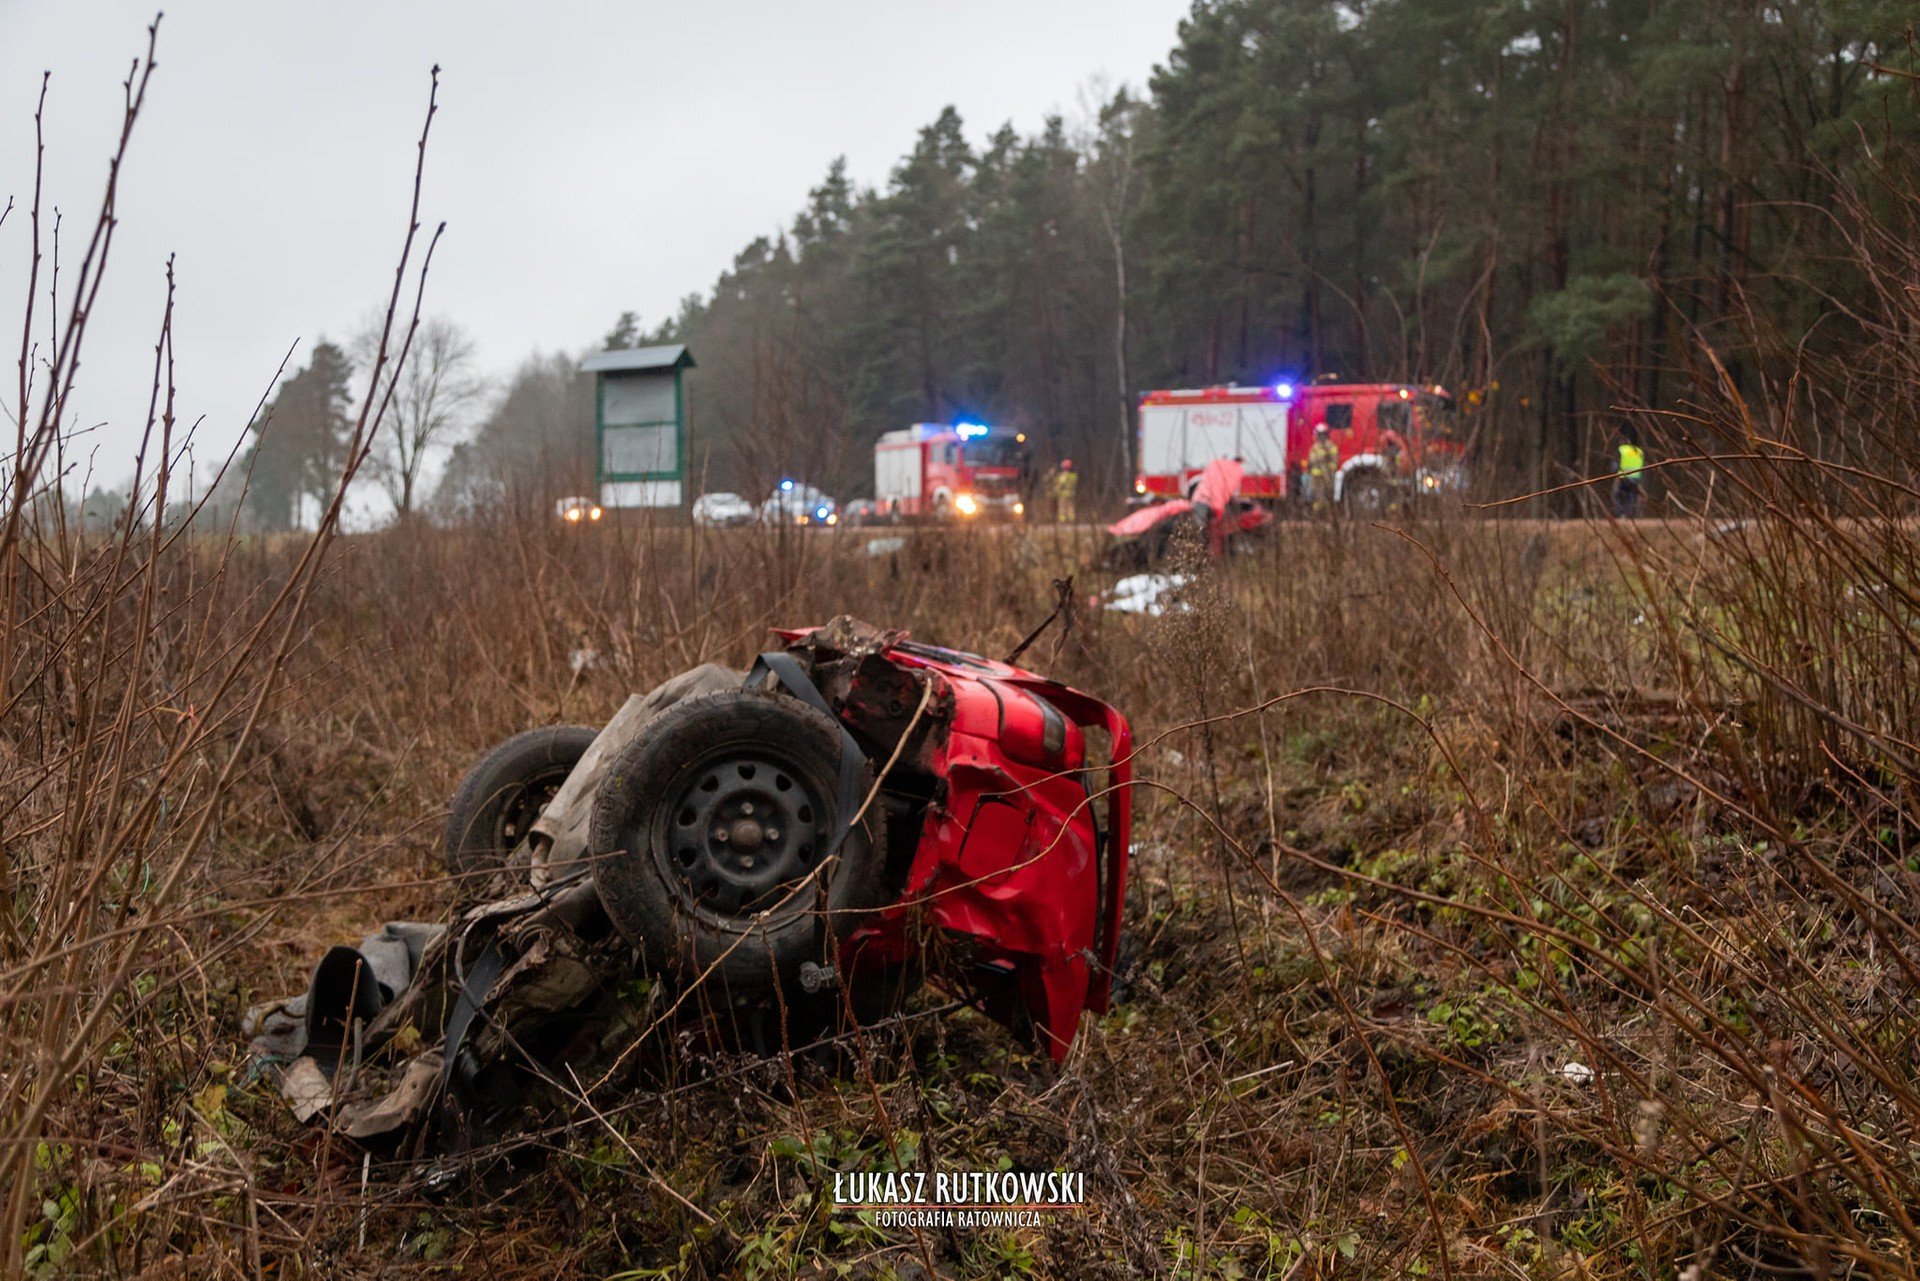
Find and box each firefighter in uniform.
[1052,458,1079,524]
[1306,424,1339,515]
[1613,435,1645,519]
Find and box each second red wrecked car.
[252,618,1132,1141]
[1103,497,1273,569]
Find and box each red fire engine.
[875,422,1030,520]
[1134,381,1464,512]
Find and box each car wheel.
[444,725,598,877]
[589,688,890,999]
[1101,537,1149,573]
[1342,471,1390,518]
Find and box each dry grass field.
[8,492,1920,1278]
[8,39,1920,1280]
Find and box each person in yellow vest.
[1051,458,1079,524]
[1613,434,1645,519]
[1305,423,1339,515]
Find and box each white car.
[760,481,838,526]
[554,495,603,525]
[691,492,756,527]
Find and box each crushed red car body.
[798,631,1134,1059]
[1104,497,1272,567]
[252,617,1135,1143]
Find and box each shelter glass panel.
[604,423,676,475]
[603,375,677,426]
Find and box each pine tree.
[241,342,355,531]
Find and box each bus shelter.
[583,344,694,509]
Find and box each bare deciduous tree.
[356,314,483,518]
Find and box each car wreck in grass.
[248,617,1133,1146]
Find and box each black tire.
[1148,516,1184,564]
[589,688,889,999]
[444,725,598,877]
[1101,536,1149,573]
[1342,471,1390,518]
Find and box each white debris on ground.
[1561,1060,1595,1085]
[1105,573,1192,616]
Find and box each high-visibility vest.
[1618,444,1644,480]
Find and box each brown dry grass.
[8,506,1916,1279]
[7,31,1920,1281]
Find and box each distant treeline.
[231,0,1919,526]
[662,0,1918,503]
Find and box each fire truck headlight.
[825,512,839,526]
[1013,501,1025,516]
[1421,474,1440,492]
[564,507,582,523]
[955,493,979,516]
[1134,480,1147,495]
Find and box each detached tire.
[1342,471,1390,518]
[589,688,889,998]
[444,725,597,877]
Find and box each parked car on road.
[691,492,756,526]
[554,496,604,525]
[761,481,838,526]
[840,498,887,527]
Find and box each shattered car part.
[254,617,1132,1142]
[1104,573,1194,617]
[1102,496,1272,570]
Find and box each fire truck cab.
[1135,381,1463,512]
[875,422,1030,521]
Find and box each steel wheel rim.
[493,767,571,850]
[648,748,829,925]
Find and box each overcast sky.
[1,0,1189,493]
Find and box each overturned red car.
[502,618,1137,1062]
[1103,496,1273,569]
[257,617,1134,1144]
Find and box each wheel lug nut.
[713,827,729,843]
[741,802,754,816]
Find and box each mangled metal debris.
[250,617,1133,1147]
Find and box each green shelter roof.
[581,344,695,374]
